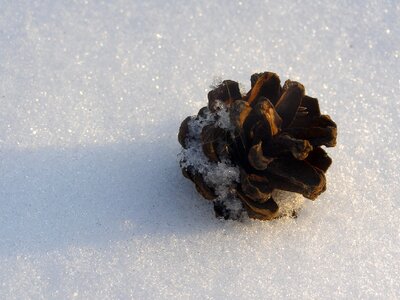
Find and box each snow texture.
[1,0,399,299]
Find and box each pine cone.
[178,72,337,220]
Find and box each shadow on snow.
[0,139,226,256]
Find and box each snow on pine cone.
[178,71,337,221]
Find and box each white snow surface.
[1,1,399,299]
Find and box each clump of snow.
[272,190,305,218]
[178,104,243,218]
[215,105,234,130]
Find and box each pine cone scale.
[237,190,279,220]
[305,147,332,173]
[275,81,305,128]
[264,159,326,200]
[247,72,281,105]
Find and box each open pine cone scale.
[178,71,337,220]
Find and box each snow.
[0,0,399,299]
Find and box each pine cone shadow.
[0,139,220,256]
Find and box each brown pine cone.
[178,72,337,220]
